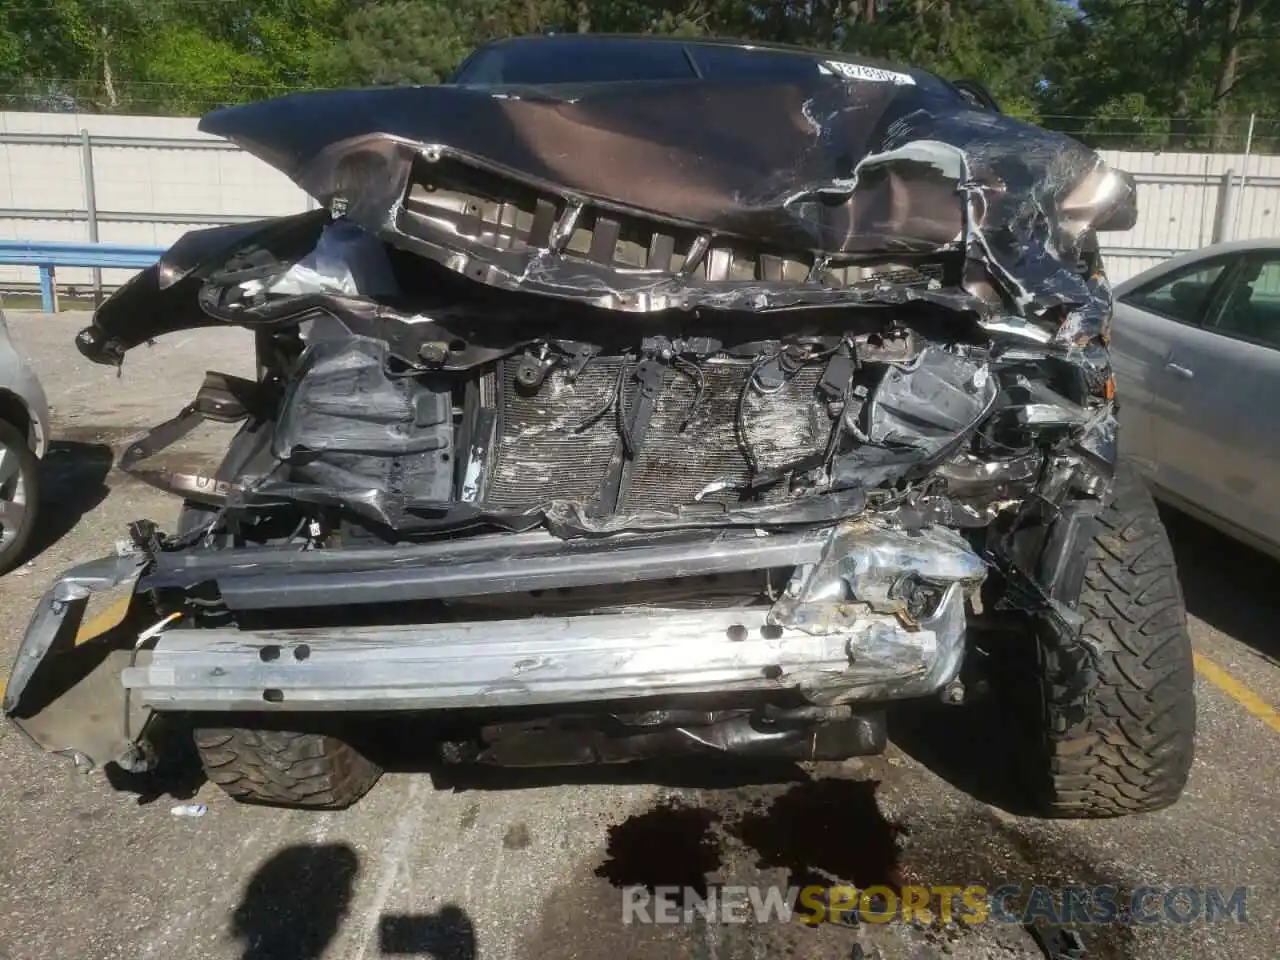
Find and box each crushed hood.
[199,72,1135,329]
[70,51,1135,543]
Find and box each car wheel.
[1026,464,1197,817]
[0,418,39,575]
[193,723,382,809]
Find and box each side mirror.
[1094,171,1138,233]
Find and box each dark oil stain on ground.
[728,778,906,891]
[538,767,1149,960]
[594,798,723,904]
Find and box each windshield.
[452,36,911,87]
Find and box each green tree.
[1,0,1277,155]
[1042,0,1280,150]
[136,0,346,112]
[0,0,156,110]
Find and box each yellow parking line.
[74,596,132,644]
[1194,652,1280,735]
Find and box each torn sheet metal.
[771,520,987,631]
[3,552,146,714]
[69,37,1131,542]
[256,219,399,299]
[191,42,1133,331]
[7,37,1158,784]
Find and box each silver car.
[1111,238,1280,560]
[0,306,51,573]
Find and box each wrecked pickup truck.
[5,35,1196,814]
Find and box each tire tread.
[1035,466,1196,818]
[193,726,381,809]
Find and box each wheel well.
[0,389,33,445]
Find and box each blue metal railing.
[0,240,165,312]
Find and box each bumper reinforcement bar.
[122,584,967,713]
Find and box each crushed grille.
[403,157,946,287]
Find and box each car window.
[688,45,842,82]
[1206,255,1280,349]
[453,37,696,85]
[453,38,937,92]
[690,46,939,91]
[1123,259,1231,326]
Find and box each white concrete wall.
[0,112,309,287]
[1097,149,1280,280]
[0,110,1277,291]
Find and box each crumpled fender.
[75,210,329,366]
[4,552,154,772]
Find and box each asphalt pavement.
[0,312,1277,960]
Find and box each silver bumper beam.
[8,521,985,770]
[122,583,968,712]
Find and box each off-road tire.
[0,418,39,575]
[193,725,382,809]
[1031,465,1196,818]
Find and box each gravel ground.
[0,311,1276,960]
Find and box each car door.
[1152,252,1280,550]
[1111,255,1235,479]
[1126,249,1280,547]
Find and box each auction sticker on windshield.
[820,61,916,85]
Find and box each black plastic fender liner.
[76,211,331,365]
[1035,499,1104,611]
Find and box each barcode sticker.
[820,61,916,86]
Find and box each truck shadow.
[423,756,810,793]
[102,715,207,805]
[360,716,813,792]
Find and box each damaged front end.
[9,42,1136,772]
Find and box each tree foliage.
[2,0,1278,151]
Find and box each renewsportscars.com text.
[621,884,1250,926]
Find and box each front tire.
[0,418,39,575]
[194,724,382,810]
[1029,465,1196,818]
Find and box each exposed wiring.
[735,344,842,475]
[615,358,636,457]
[673,355,707,432]
[193,458,287,548]
[573,357,631,448]
[735,349,782,474]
